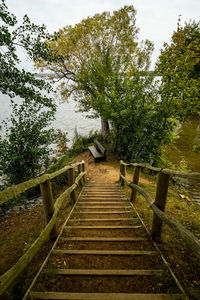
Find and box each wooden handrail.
[0,161,83,205]
[119,160,200,258]
[120,174,200,257]
[120,160,200,179]
[0,160,86,296]
[0,171,86,295]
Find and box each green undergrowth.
[47,130,103,174]
[123,173,200,299]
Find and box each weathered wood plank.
[40,179,58,240]
[78,202,128,205]
[76,206,131,209]
[44,269,162,276]
[83,195,124,198]
[74,211,132,214]
[29,292,184,300]
[95,140,106,155]
[69,218,134,221]
[83,191,123,193]
[120,161,126,186]
[59,237,145,241]
[130,166,140,202]
[151,172,170,241]
[88,145,102,158]
[81,197,126,200]
[68,167,77,204]
[67,225,141,229]
[52,250,155,255]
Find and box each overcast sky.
[6,0,200,68]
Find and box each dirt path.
[73,150,151,185]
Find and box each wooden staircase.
[26,183,185,300]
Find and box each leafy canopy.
[156,18,200,121]
[37,5,153,100]
[80,49,174,163]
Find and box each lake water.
[0,93,101,146]
[167,117,200,204]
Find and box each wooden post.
[69,167,77,203]
[40,179,58,240]
[82,161,86,183]
[121,163,126,186]
[130,167,140,202]
[151,172,170,241]
[78,164,82,187]
[119,161,122,183]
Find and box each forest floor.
[0,150,200,299]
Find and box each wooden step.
[83,191,124,194]
[81,199,127,202]
[84,187,121,193]
[83,193,123,196]
[43,269,163,276]
[80,199,127,202]
[82,195,125,197]
[73,211,132,214]
[83,195,124,197]
[87,183,117,185]
[67,226,141,229]
[30,292,184,299]
[84,190,123,192]
[59,237,145,241]
[77,201,126,207]
[52,250,155,255]
[76,206,131,209]
[69,218,135,222]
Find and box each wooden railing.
[119,160,200,257]
[0,160,86,295]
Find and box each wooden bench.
[88,140,106,163]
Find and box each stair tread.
[81,199,127,201]
[76,206,131,209]
[43,269,163,276]
[59,237,146,241]
[67,225,141,229]
[69,218,134,221]
[78,201,127,206]
[30,292,184,299]
[73,211,132,214]
[52,250,155,255]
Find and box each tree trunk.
[101,117,110,139]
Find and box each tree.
[36,5,154,136]
[0,100,57,184]
[0,0,58,184]
[36,5,181,164]
[74,46,174,163]
[156,19,200,121]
